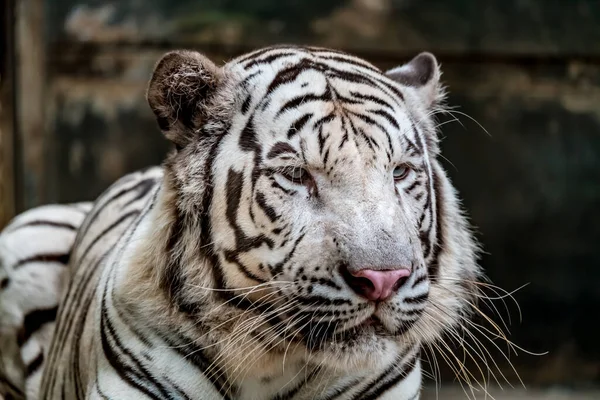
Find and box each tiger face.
[146,45,480,373]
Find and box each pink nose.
[346,268,411,302]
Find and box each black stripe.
[95,382,112,400]
[101,282,177,400]
[317,54,381,73]
[0,277,9,289]
[239,116,260,153]
[267,142,298,159]
[76,173,138,235]
[26,352,44,377]
[243,51,298,70]
[269,232,305,276]
[347,352,417,400]
[77,175,154,244]
[100,310,163,399]
[236,45,297,64]
[265,57,314,95]
[13,252,70,269]
[428,169,444,281]
[405,180,420,194]
[255,192,278,223]
[0,374,26,398]
[224,251,267,283]
[404,293,428,304]
[7,220,78,232]
[360,354,418,400]
[411,274,427,288]
[369,108,399,130]
[120,179,158,209]
[236,46,280,63]
[419,229,431,256]
[17,306,58,346]
[347,110,388,136]
[287,113,312,138]
[327,68,404,105]
[155,331,234,400]
[317,125,328,155]
[404,137,421,155]
[161,203,197,314]
[225,169,274,251]
[277,92,332,118]
[313,113,336,130]
[241,94,252,114]
[349,91,395,113]
[294,295,351,306]
[410,124,424,151]
[271,179,295,196]
[77,210,139,265]
[320,377,363,400]
[238,70,261,90]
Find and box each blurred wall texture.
[1,0,599,390]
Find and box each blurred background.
[1,0,599,398]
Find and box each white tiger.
[12,44,486,399]
[0,203,92,400]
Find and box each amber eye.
[281,167,311,184]
[393,165,410,181]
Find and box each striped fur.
[0,203,92,400]
[38,45,480,399]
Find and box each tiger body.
[44,171,423,400]
[40,167,163,400]
[0,202,92,399]
[21,44,479,399]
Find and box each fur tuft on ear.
[147,50,223,147]
[385,52,443,108]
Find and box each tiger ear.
[147,50,223,148]
[385,52,443,108]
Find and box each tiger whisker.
[204,300,304,387]
[427,302,507,391]
[223,310,313,395]
[184,280,294,292]
[161,286,288,351]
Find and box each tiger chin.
[40,44,482,400]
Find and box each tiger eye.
[393,165,410,181]
[282,167,310,184]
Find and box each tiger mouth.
[338,315,390,338]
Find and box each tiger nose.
[342,267,411,302]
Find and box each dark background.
[1,0,599,393]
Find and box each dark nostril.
[342,270,374,296]
[340,263,366,293]
[392,276,408,292]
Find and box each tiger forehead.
[230,46,416,167]
[232,45,382,73]
[265,105,405,164]
[230,47,404,105]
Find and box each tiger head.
[143,45,480,373]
